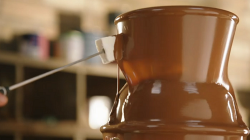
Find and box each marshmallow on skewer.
[95,36,116,64]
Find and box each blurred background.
[1,0,250,140]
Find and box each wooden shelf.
[0,50,123,140]
[0,121,102,138]
[0,51,124,79]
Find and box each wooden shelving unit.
[0,121,102,138]
[0,51,123,78]
[0,51,125,140]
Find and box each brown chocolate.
[101,6,249,140]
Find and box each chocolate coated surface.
[101,6,249,140]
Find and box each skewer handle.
[0,87,9,96]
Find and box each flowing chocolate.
[102,6,249,140]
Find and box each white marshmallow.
[95,36,116,64]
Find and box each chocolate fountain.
[0,5,248,140]
[99,6,249,140]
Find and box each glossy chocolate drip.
[101,6,249,140]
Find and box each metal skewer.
[0,50,104,96]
